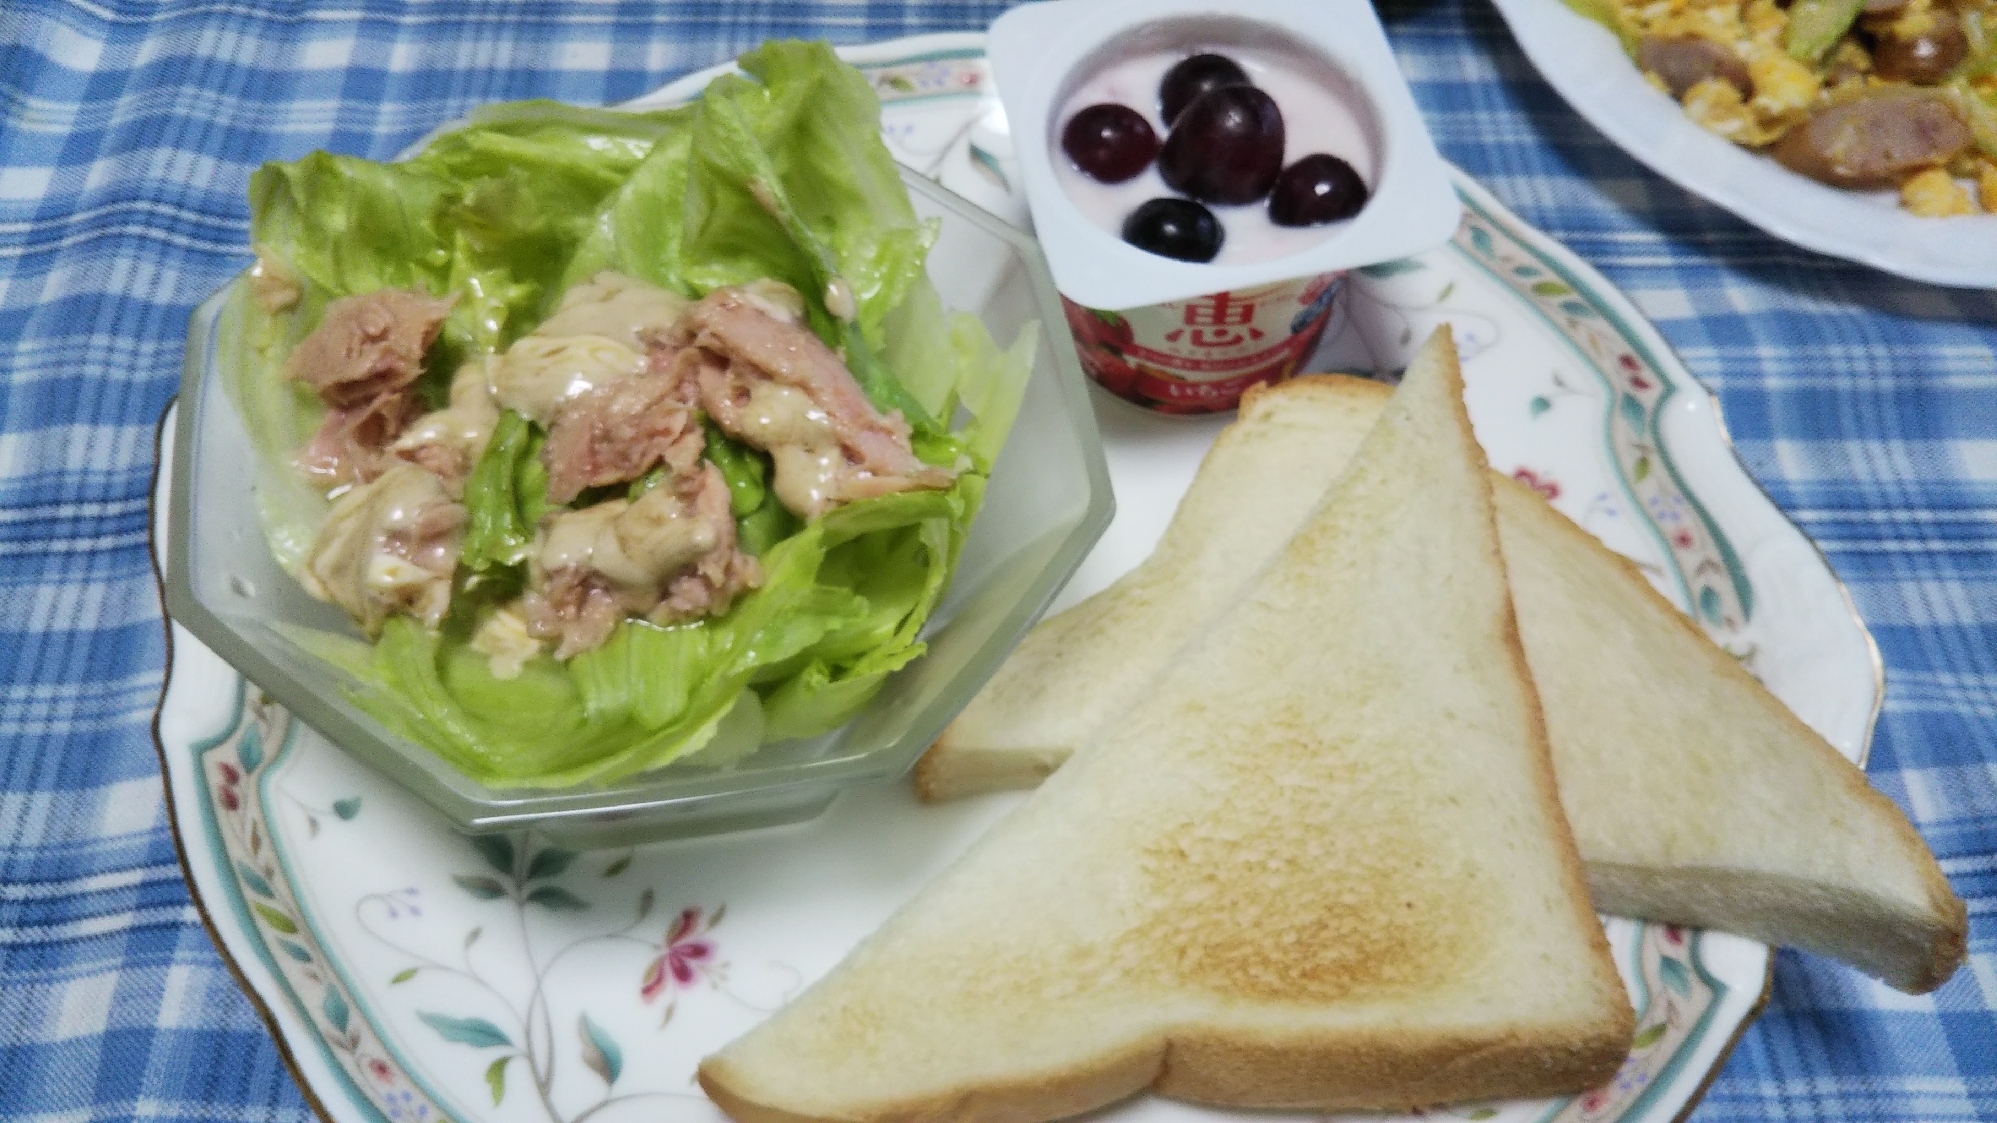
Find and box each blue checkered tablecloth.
[3,0,1994,1118]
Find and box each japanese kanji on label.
[1062,273,1346,414]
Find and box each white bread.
[915,376,1387,799]
[917,374,1965,994]
[698,331,1634,1123]
[1492,471,1966,993]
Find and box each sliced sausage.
[1771,91,1971,188]
[1866,9,1969,83]
[1638,36,1755,99]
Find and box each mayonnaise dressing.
[491,334,646,424]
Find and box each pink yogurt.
[1047,42,1377,413]
[1051,45,1379,264]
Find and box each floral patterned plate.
[152,32,1881,1123]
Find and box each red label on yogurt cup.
[1063,272,1345,415]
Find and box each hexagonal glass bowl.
[164,168,1113,848]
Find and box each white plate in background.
[1489,0,1997,289]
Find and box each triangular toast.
[916,375,1388,800]
[698,331,1634,1123]
[916,374,1964,994]
[1492,471,1966,992]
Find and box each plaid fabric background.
[2,0,1993,1119]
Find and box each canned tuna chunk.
[1062,273,1343,414]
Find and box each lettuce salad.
[229,42,1032,788]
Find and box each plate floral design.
[1322,183,1750,637]
[153,32,1879,1123]
[189,680,796,1123]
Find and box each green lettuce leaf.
[460,410,550,572]
[682,41,935,346]
[252,101,693,358]
[701,419,770,517]
[219,282,333,571]
[561,40,941,431]
[556,123,699,298]
[249,152,454,301]
[757,642,926,743]
[737,500,802,558]
[233,43,1035,789]
[237,103,694,565]
[949,314,1037,472]
[329,479,976,786]
[755,485,967,740]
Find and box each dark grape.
[1121,198,1223,262]
[1268,154,1370,226]
[1159,53,1251,126]
[1061,103,1159,183]
[1158,86,1284,205]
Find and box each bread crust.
[1237,371,1394,412]
[1154,1019,1629,1110]
[913,738,1059,802]
[707,341,1633,1123]
[700,1046,1160,1123]
[1417,349,1633,1052]
[1492,473,1967,993]
[700,1015,1632,1123]
[914,374,1396,805]
[918,385,1963,997]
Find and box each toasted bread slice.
[1491,472,1966,993]
[915,375,1386,802]
[916,375,1965,994]
[699,331,1634,1123]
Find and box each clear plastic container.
[164,168,1113,848]
[990,0,1461,311]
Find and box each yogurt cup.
[990,0,1460,412]
[1050,43,1380,267]
[1061,276,1344,414]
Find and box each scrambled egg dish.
[1573,0,1997,214]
